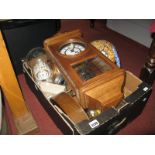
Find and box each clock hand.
[69,43,75,52]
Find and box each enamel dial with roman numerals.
[59,41,86,56]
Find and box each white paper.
[89,119,100,129]
[39,82,66,98]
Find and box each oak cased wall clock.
[44,29,125,117]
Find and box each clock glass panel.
[59,42,86,56]
[72,57,112,81]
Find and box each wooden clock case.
[44,30,125,112]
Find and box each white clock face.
[36,70,50,81]
[33,59,52,82]
[60,42,86,56]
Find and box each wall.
[107,19,152,47]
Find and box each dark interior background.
[0,19,60,74]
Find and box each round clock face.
[36,70,50,81]
[59,41,86,56]
[33,59,52,81]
